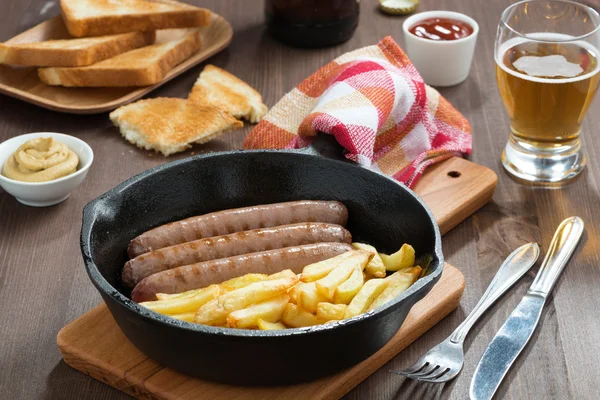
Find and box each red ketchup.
[409,18,473,41]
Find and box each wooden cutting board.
[57,156,497,399]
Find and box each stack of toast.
[1,0,269,155]
[110,65,269,156]
[0,0,211,87]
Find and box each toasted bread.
[110,98,243,156]
[0,31,155,67]
[38,31,201,87]
[189,65,268,123]
[61,0,211,37]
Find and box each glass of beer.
[496,0,600,184]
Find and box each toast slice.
[38,31,201,87]
[110,98,243,156]
[61,0,211,37]
[188,65,268,123]
[0,31,155,67]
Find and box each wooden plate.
[0,13,233,114]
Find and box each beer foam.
[496,33,600,83]
[513,55,583,78]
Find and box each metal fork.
[391,242,540,383]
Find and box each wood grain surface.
[1,0,600,399]
[57,264,464,400]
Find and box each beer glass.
[496,0,600,184]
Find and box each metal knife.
[470,216,584,400]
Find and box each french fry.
[257,319,287,330]
[315,250,372,300]
[288,282,305,304]
[227,294,289,329]
[368,267,422,311]
[218,273,298,312]
[333,266,364,304]
[219,273,269,292]
[300,251,357,282]
[267,270,298,280]
[297,282,328,313]
[344,278,389,319]
[186,242,421,329]
[140,285,221,314]
[156,289,200,301]
[352,242,386,278]
[379,244,415,272]
[159,273,273,301]
[194,299,229,326]
[169,312,196,322]
[316,302,347,321]
[281,303,320,328]
[156,273,268,301]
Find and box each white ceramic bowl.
[0,132,94,207]
[403,11,479,87]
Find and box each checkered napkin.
[243,36,472,188]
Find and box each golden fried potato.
[219,273,269,292]
[288,281,305,304]
[218,273,298,312]
[352,242,386,278]
[300,251,356,282]
[344,278,389,319]
[140,284,221,314]
[194,299,229,326]
[267,270,298,280]
[282,303,320,328]
[333,266,364,304]
[368,267,422,311]
[316,250,372,300]
[156,290,196,301]
[227,294,289,329]
[160,273,266,300]
[316,302,347,321]
[185,242,423,329]
[379,244,415,272]
[297,282,328,313]
[156,284,222,300]
[257,319,287,330]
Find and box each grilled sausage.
[122,223,352,288]
[131,242,353,302]
[127,200,349,258]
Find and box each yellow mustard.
[2,137,79,182]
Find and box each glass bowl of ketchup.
[402,11,479,86]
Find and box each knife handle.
[529,216,584,297]
[450,242,539,344]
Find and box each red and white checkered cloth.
[244,36,472,188]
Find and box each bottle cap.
[379,0,419,15]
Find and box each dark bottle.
[265,0,360,48]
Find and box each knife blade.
[469,294,544,399]
[470,216,584,400]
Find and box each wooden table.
[1,1,599,399]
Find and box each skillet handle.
[295,133,350,163]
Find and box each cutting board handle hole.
[447,171,461,178]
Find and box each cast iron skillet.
[80,134,443,385]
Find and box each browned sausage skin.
[122,222,352,288]
[127,200,349,258]
[131,242,353,302]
